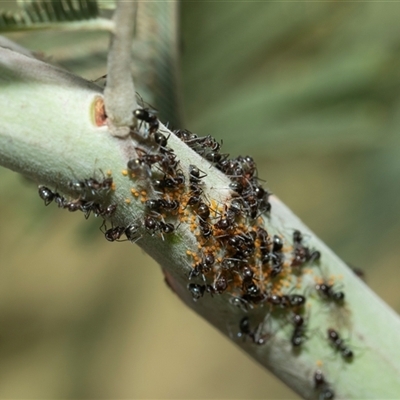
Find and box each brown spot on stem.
[93,96,107,127]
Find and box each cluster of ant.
[37,105,356,400]
[38,176,116,219]
[127,108,356,399]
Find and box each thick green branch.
[1,48,400,399]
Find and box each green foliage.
[0,0,101,31]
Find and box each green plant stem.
[103,0,137,137]
[1,47,400,399]
[0,18,114,32]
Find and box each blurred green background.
[1,1,400,398]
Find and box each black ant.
[68,173,113,197]
[256,226,270,254]
[158,151,179,176]
[104,226,126,242]
[186,192,202,207]
[103,222,141,243]
[189,253,215,281]
[159,221,176,234]
[267,294,306,309]
[226,198,245,222]
[181,135,222,156]
[187,283,216,301]
[242,280,261,298]
[124,222,142,242]
[270,258,283,278]
[38,186,61,206]
[291,322,307,348]
[288,294,306,307]
[238,269,263,301]
[127,148,162,174]
[63,199,82,212]
[85,176,113,195]
[237,317,266,345]
[198,220,213,239]
[75,200,96,219]
[229,296,253,311]
[213,217,231,231]
[290,309,310,348]
[292,229,321,267]
[143,215,176,237]
[315,281,345,304]
[327,328,354,360]
[262,252,284,278]
[252,184,266,200]
[145,199,179,214]
[154,131,169,149]
[64,199,116,220]
[133,108,159,136]
[145,199,163,213]
[214,207,236,231]
[38,186,115,220]
[188,165,207,200]
[266,294,283,307]
[161,199,180,213]
[65,198,95,215]
[226,234,255,258]
[154,171,185,191]
[173,129,198,145]
[237,316,253,341]
[196,201,210,221]
[238,182,271,218]
[217,158,238,176]
[272,235,283,252]
[229,181,244,195]
[205,151,229,164]
[212,270,230,294]
[314,370,335,400]
[92,203,117,218]
[236,155,257,179]
[143,215,158,234]
[220,257,246,271]
[195,135,222,152]
[189,164,207,184]
[187,283,205,301]
[292,313,304,327]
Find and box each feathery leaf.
[0,0,104,31]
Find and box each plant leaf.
[0,0,102,31]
